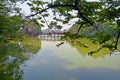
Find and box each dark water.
[22,41,120,80]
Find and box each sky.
[19,0,100,16]
[18,0,99,30]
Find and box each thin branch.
[114,19,120,49]
[76,22,86,34]
[114,31,120,49]
[39,13,54,33]
[26,1,98,31]
[74,0,98,31]
[75,0,79,7]
[20,18,32,28]
[51,0,53,4]
[39,3,55,33]
[26,4,74,18]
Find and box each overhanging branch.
[26,4,74,18]
[76,21,87,34]
[26,0,98,31]
[74,0,98,31]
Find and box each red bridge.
[39,32,64,35]
[38,32,64,41]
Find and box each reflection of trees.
[0,44,26,80]
[21,38,41,54]
[0,39,41,80]
[67,38,111,58]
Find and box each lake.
[22,40,120,80]
[0,39,120,80]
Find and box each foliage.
[0,0,120,51]
[0,0,28,42]
[0,15,25,42]
[22,19,41,35]
[0,37,41,80]
[0,43,27,80]
[27,1,119,30]
[66,37,114,58]
[69,23,80,34]
[20,38,41,54]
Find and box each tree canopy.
[0,0,120,50]
[0,0,26,42]
[26,0,120,50]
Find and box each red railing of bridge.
[39,32,64,35]
[32,32,64,36]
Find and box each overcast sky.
[19,0,99,16]
[18,0,99,30]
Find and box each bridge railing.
[38,32,64,41]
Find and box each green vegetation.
[0,0,41,43]
[0,0,120,52]
[0,14,24,42]
[22,19,41,36]
[0,37,41,80]
[26,0,120,51]
[21,38,41,54]
[0,43,27,80]
[66,37,120,57]
[0,0,25,42]
[10,38,41,54]
[0,0,120,79]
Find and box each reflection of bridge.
[38,32,64,41]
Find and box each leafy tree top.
[26,0,120,50]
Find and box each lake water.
[21,41,120,80]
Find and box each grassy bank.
[66,37,120,58]
[10,38,41,54]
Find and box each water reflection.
[0,38,41,80]
[67,38,113,58]
[23,41,120,80]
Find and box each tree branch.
[26,0,98,31]
[114,19,120,49]
[114,31,120,49]
[26,4,74,18]
[39,13,54,33]
[76,21,87,34]
[73,0,98,31]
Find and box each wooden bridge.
[38,32,64,41]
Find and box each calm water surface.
[22,41,120,80]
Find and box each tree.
[26,0,120,50]
[0,0,28,42]
[0,38,41,80]
[21,19,41,37]
[1,0,119,51]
